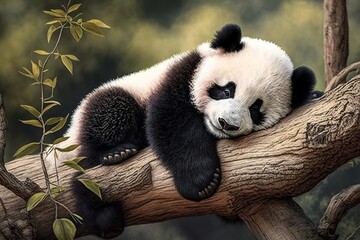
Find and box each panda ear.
[291,66,316,108]
[210,24,243,53]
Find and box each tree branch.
[318,184,360,240]
[325,61,360,92]
[324,0,349,85]
[0,77,359,239]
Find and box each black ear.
[291,66,316,108]
[210,24,243,53]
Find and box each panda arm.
[146,52,221,201]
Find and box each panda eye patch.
[208,82,236,100]
[249,99,264,125]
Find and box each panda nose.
[218,118,240,131]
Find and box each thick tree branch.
[0,77,359,239]
[318,184,360,240]
[323,0,349,85]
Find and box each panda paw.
[100,143,138,165]
[175,167,221,201]
[198,167,221,199]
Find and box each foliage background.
[0,0,359,239]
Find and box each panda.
[51,23,317,237]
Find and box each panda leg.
[73,87,147,237]
[78,86,147,169]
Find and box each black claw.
[215,168,220,173]
[214,173,220,179]
[212,178,219,185]
[108,155,114,162]
[210,182,216,188]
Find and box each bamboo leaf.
[31,61,40,79]
[50,186,66,198]
[78,179,102,200]
[70,156,86,164]
[41,103,58,116]
[81,22,104,37]
[63,160,85,173]
[44,100,60,105]
[34,50,50,56]
[67,3,81,14]
[57,144,79,152]
[21,105,40,118]
[87,19,111,29]
[43,10,64,17]
[60,55,73,74]
[45,117,63,126]
[46,19,65,25]
[50,9,66,17]
[43,79,57,88]
[47,25,59,43]
[27,192,47,211]
[20,119,42,128]
[53,218,76,240]
[13,142,39,159]
[49,114,69,133]
[64,54,79,61]
[69,24,82,42]
[19,70,35,80]
[53,136,70,145]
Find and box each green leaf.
[20,119,42,128]
[78,179,102,200]
[34,50,50,56]
[71,213,83,224]
[19,68,36,80]
[69,25,83,42]
[65,54,79,61]
[47,25,60,43]
[46,117,63,126]
[53,218,76,240]
[27,192,47,211]
[67,3,81,14]
[49,114,68,134]
[43,78,57,88]
[46,19,65,25]
[57,144,79,152]
[50,9,66,17]
[70,156,86,164]
[44,99,60,105]
[31,61,40,79]
[63,160,85,173]
[53,136,70,145]
[43,10,64,17]
[41,103,59,116]
[50,186,66,198]
[81,22,104,37]
[60,55,73,74]
[87,19,111,29]
[13,142,39,159]
[21,105,41,118]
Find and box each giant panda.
[50,23,317,237]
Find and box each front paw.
[175,167,221,201]
[100,143,138,165]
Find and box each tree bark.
[0,94,6,167]
[323,0,349,84]
[0,77,360,239]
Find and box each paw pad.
[198,168,221,199]
[102,148,137,165]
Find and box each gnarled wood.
[324,0,349,84]
[0,77,359,239]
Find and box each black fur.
[291,66,316,108]
[74,87,148,236]
[210,24,244,52]
[249,99,264,125]
[146,51,221,201]
[208,82,236,100]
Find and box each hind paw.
[100,144,139,165]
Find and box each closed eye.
[208,82,236,100]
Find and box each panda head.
[192,24,315,139]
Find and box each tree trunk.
[0,77,360,239]
[323,0,349,84]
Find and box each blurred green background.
[1,0,359,239]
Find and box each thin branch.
[325,61,360,92]
[0,197,7,219]
[318,184,360,240]
[347,225,360,240]
[0,94,6,168]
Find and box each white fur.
[192,37,293,137]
